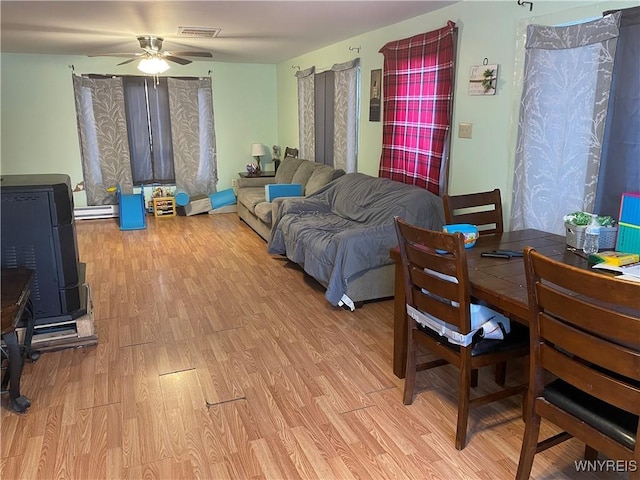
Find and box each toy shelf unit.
[153,197,176,217]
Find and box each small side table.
[238,171,276,178]
[1,268,37,413]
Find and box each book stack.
[616,192,640,255]
[589,250,640,266]
[590,251,640,282]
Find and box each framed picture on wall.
[369,69,382,121]
[468,64,498,95]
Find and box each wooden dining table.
[390,228,590,378]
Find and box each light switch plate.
[458,122,472,139]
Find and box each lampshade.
[138,57,170,75]
[251,143,267,157]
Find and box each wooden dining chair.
[283,147,299,159]
[443,188,503,235]
[395,217,529,450]
[443,188,508,386]
[516,247,640,480]
[274,147,299,172]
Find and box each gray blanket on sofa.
[267,173,445,305]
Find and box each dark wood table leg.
[22,300,40,362]
[2,330,31,413]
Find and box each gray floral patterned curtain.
[332,58,359,173]
[511,12,621,234]
[296,67,315,160]
[72,75,134,205]
[167,77,218,196]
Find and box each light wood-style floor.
[1,214,627,480]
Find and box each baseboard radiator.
[74,205,119,220]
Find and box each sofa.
[267,173,446,309]
[236,157,345,240]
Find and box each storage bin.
[564,223,617,250]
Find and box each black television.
[1,174,87,325]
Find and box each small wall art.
[468,63,498,96]
[369,69,382,121]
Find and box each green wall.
[275,0,635,229]
[1,1,634,215]
[0,54,277,206]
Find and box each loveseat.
[267,173,446,309]
[236,157,345,240]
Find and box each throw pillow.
[291,161,316,189]
[274,157,304,184]
[306,165,338,195]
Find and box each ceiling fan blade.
[164,56,192,66]
[88,53,139,58]
[117,58,139,66]
[168,51,213,58]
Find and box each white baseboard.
[74,205,119,220]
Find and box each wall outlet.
[231,179,238,187]
[458,122,473,139]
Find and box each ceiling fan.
[90,35,213,73]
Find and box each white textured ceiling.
[1,1,457,64]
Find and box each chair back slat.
[539,313,640,382]
[407,261,460,302]
[450,211,501,233]
[405,243,459,280]
[532,249,639,315]
[414,287,465,330]
[540,344,640,415]
[536,283,640,350]
[443,189,503,235]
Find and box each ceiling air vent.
[177,26,221,38]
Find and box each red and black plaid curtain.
[378,21,456,196]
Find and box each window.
[378,22,457,196]
[314,70,335,166]
[122,77,175,185]
[510,13,622,234]
[297,59,360,173]
[72,75,218,206]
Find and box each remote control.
[481,252,511,258]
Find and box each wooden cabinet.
[152,197,176,217]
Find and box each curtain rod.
[517,0,533,11]
[70,64,211,79]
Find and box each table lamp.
[251,143,267,172]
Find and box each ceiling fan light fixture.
[138,57,170,75]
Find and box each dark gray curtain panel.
[595,6,640,217]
